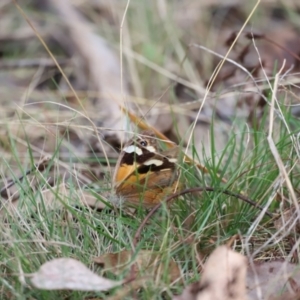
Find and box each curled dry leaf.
[174,246,247,300]
[173,247,300,300]
[94,250,181,282]
[196,246,247,300]
[30,258,122,291]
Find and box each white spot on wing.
[144,159,163,166]
[123,145,142,155]
[146,146,156,153]
[168,158,177,163]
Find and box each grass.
[1,100,299,299]
[1,0,300,299]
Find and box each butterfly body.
[113,130,180,207]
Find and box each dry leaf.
[174,246,247,300]
[94,250,181,282]
[197,246,247,300]
[30,258,122,291]
[269,290,300,300]
[247,260,300,300]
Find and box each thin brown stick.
[133,186,274,248]
[0,58,69,69]
[0,157,50,199]
[244,32,300,63]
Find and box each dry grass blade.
[3,1,300,299]
[49,0,128,140]
[185,0,261,153]
[267,60,300,216]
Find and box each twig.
[244,32,300,63]
[0,58,69,69]
[132,186,274,248]
[0,157,50,199]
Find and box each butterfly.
[112,130,181,207]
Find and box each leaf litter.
[28,246,300,300]
[93,250,181,283]
[1,0,300,299]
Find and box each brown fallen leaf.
[94,250,181,283]
[268,290,300,300]
[30,258,122,291]
[247,260,300,300]
[174,246,247,300]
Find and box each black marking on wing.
[119,130,158,166]
[121,148,155,165]
[137,157,176,174]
